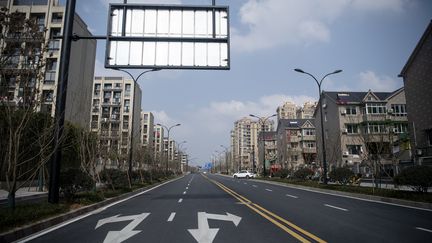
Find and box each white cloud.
[232,0,408,52]
[151,110,175,125]
[357,70,401,91]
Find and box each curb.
[0,194,47,208]
[0,177,180,243]
[253,179,432,211]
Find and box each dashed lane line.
[178,198,183,203]
[416,227,432,233]
[324,204,348,211]
[265,189,273,192]
[286,194,298,199]
[167,212,176,222]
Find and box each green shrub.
[100,169,129,190]
[329,167,354,185]
[293,168,314,180]
[273,169,290,179]
[59,168,93,202]
[394,165,432,193]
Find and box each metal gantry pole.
[48,0,76,204]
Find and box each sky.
[74,0,432,166]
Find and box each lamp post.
[114,68,160,186]
[157,123,181,174]
[250,114,277,177]
[220,145,229,174]
[294,68,342,184]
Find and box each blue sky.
[75,0,432,166]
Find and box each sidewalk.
[0,187,47,207]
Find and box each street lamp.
[249,114,277,177]
[220,145,229,174]
[157,123,181,174]
[114,68,161,186]
[294,68,342,184]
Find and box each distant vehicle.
[233,170,255,179]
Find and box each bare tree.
[0,7,57,208]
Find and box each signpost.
[105,4,230,70]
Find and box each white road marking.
[167,212,176,222]
[95,213,150,242]
[243,183,247,185]
[18,178,182,243]
[286,194,298,199]
[252,185,258,188]
[265,189,273,192]
[324,204,348,211]
[416,227,432,233]
[183,191,187,194]
[186,187,189,189]
[188,212,241,243]
[178,198,183,203]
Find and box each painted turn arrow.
[95,213,150,243]
[188,212,242,243]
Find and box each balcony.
[301,135,316,141]
[288,136,301,142]
[303,147,317,154]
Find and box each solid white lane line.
[286,194,298,199]
[183,191,187,194]
[324,204,348,211]
[178,198,183,203]
[416,227,432,233]
[265,189,273,192]
[252,185,258,188]
[167,212,176,222]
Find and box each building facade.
[90,76,142,166]
[153,124,164,166]
[230,117,274,173]
[1,0,96,128]
[297,101,317,119]
[140,111,154,150]
[399,20,432,166]
[315,88,410,176]
[276,119,317,170]
[277,101,296,120]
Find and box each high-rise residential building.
[140,111,154,151]
[90,77,142,166]
[1,0,96,128]
[153,124,164,165]
[230,117,274,173]
[297,101,317,119]
[314,88,410,176]
[399,20,432,166]
[276,119,317,170]
[276,101,296,120]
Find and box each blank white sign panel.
[106,4,229,69]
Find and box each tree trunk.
[7,191,16,209]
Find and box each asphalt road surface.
[21,173,432,243]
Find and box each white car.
[233,170,255,179]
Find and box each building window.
[346,124,359,134]
[366,123,386,134]
[303,129,315,136]
[393,123,408,134]
[391,104,407,117]
[124,100,130,112]
[347,145,362,155]
[52,12,63,23]
[366,103,386,114]
[304,142,315,148]
[346,106,357,115]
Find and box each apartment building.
[140,111,154,151]
[0,0,96,128]
[315,88,409,176]
[276,101,296,120]
[230,117,274,173]
[276,119,317,170]
[297,101,317,119]
[90,77,142,165]
[257,131,278,174]
[399,20,432,166]
[153,124,165,165]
